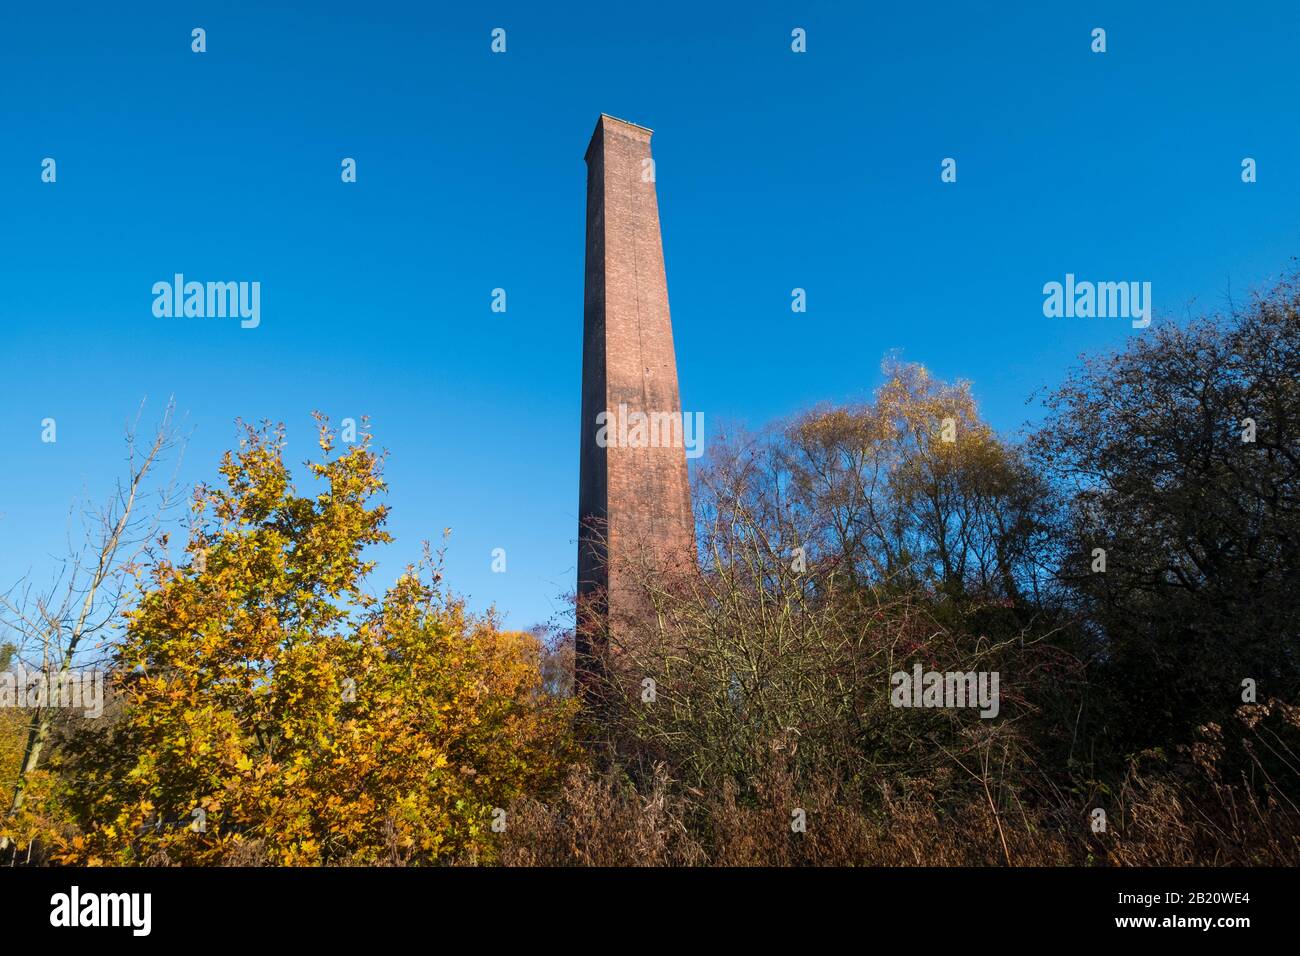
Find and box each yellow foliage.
[6,417,576,865]
[0,709,28,798]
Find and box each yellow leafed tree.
[5,417,575,865]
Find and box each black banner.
[0,866,1281,942]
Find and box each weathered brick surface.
[577,115,694,675]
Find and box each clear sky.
[2,1,1297,632]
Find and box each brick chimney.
[576,114,694,697]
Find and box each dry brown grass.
[496,701,1300,867]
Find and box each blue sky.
[2,1,1297,631]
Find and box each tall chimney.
[576,114,694,695]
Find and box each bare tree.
[1,400,182,848]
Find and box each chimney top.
[598,113,653,134]
[585,114,653,161]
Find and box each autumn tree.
[587,361,1066,838]
[5,417,575,865]
[739,358,1057,606]
[1034,271,1300,755]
